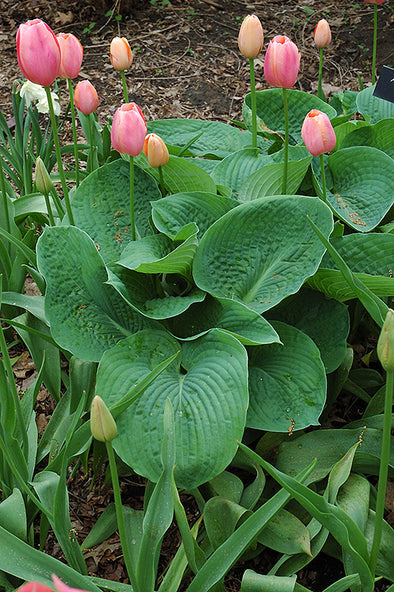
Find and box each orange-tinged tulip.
[17,19,61,87]
[57,33,83,79]
[110,36,133,71]
[143,133,169,168]
[111,102,147,156]
[264,35,300,89]
[238,14,264,59]
[314,19,332,48]
[301,109,336,156]
[74,80,99,115]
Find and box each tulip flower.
[74,80,99,115]
[90,396,117,443]
[17,583,54,592]
[377,308,394,372]
[111,103,147,240]
[35,157,55,225]
[143,133,169,168]
[264,35,300,194]
[238,14,264,150]
[56,33,83,79]
[301,110,336,157]
[314,19,331,102]
[110,37,133,102]
[17,19,61,87]
[364,0,385,3]
[20,81,61,115]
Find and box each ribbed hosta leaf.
[96,329,249,489]
[308,233,394,301]
[211,149,273,196]
[151,191,236,238]
[64,159,160,264]
[247,322,326,432]
[239,157,312,201]
[36,226,153,361]
[325,147,394,232]
[193,195,334,313]
[339,119,394,159]
[356,85,394,124]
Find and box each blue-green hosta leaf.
[151,191,237,239]
[118,232,198,280]
[239,157,312,201]
[96,329,249,489]
[147,118,267,158]
[37,226,153,362]
[267,288,350,373]
[193,195,334,313]
[247,321,326,432]
[64,160,161,264]
[309,233,394,301]
[107,266,206,320]
[211,149,273,197]
[333,120,369,152]
[339,119,394,159]
[242,89,337,143]
[356,85,394,124]
[325,147,394,232]
[168,295,280,346]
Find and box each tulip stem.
[282,87,289,195]
[248,58,258,150]
[130,156,136,241]
[87,114,94,174]
[106,440,139,591]
[371,3,378,85]
[67,78,80,187]
[317,48,325,102]
[121,70,129,103]
[369,369,393,574]
[158,165,165,196]
[45,87,74,225]
[43,191,55,226]
[319,154,327,202]
[0,159,11,253]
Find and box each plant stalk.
[67,78,80,187]
[0,158,11,253]
[317,47,325,101]
[282,87,289,194]
[248,57,258,150]
[130,156,136,240]
[121,70,129,103]
[45,86,75,225]
[319,154,327,203]
[369,369,393,574]
[43,190,55,226]
[158,165,165,196]
[371,3,378,85]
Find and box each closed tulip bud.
[314,19,332,48]
[143,133,169,168]
[110,37,133,71]
[90,396,117,443]
[17,583,54,592]
[17,19,61,87]
[377,309,394,371]
[264,35,300,89]
[301,109,336,156]
[56,33,83,79]
[364,0,385,4]
[35,157,53,195]
[74,80,99,115]
[111,102,147,156]
[238,14,264,59]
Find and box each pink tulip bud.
[143,133,169,168]
[56,33,83,79]
[17,583,54,592]
[301,109,336,156]
[364,0,385,4]
[264,35,300,89]
[314,19,332,48]
[16,19,61,87]
[110,37,133,71]
[238,14,264,59]
[74,80,99,115]
[111,103,147,156]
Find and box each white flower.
[19,81,61,116]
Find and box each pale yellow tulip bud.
[90,395,117,442]
[238,14,264,59]
[377,309,394,372]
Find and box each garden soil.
[0,0,393,590]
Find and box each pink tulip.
[238,14,264,59]
[314,19,332,48]
[364,0,385,3]
[57,33,83,79]
[74,80,99,115]
[17,19,61,87]
[264,35,300,89]
[143,133,169,168]
[111,103,147,156]
[110,37,133,71]
[17,583,54,592]
[301,109,336,156]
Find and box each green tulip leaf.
[65,159,161,264]
[356,85,394,124]
[241,571,297,592]
[204,497,250,550]
[211,148,273,196]
[247,321,326,432]
[258,508,311,556]
[167,295,280,345]
[96,328,249,489]
[243,89,336,142]
[37,226,153,361]
[325,147,394,232]
[339,119,394,159]
[309,233,394,301]
[151,191,237,239]
[193,195,334,313]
